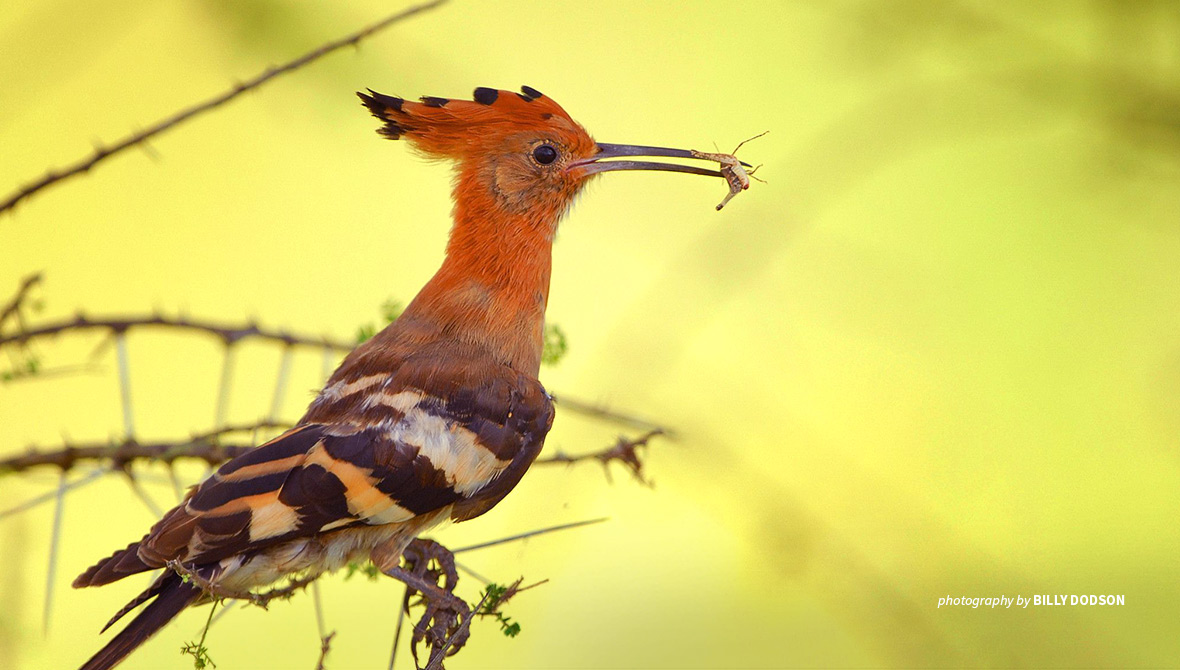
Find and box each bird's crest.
[357,86,583,159]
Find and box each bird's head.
[358,86,730,222]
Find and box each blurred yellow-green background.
[3,1,1179,668]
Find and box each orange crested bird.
[74,85,744,669]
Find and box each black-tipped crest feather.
[357,90,407,139]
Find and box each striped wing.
[76,349,554,590]
[136,361,554,570]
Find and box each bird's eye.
[532,144,558,165]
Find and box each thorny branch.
[315,631,336,670]
[540,428,664,486]
[172,535,552,670]
[0,312,355,351]
[0,278,668,431]
[0,423,288,474]
[0,0,449,216]
[1,3,660,667]
[0,277,671,479]
[0,423,664,480]
[0,275,667,668]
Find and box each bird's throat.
[393,196,559,376]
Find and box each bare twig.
[0,273,42,330]
[424,590,491,670]
[0,312,355,351]
[549,394,672,435]
[537,428,664,486]
[0,421,292,474]
[315,631,336,670]
[0,0,450,216]
[451,517,609,555]
[0,423,664,481]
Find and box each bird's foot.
[385,539,470,668]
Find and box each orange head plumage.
[358,86,597,224]
[356,85,734,375]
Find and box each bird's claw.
[391,539,470,668]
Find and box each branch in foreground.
[0,276,672,433]
[0,312,355,351]
[537,428,664,486]
[0,422,290,474]
[169,518,599,668]
[549,393,672,435]
[1,428,664,482]
[0,0,449,216]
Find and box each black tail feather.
[80,572,202,670]
[99,572,172,633]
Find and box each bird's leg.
[402,538,460,593]
[379,539,471,667]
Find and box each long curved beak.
[568,143,752,178]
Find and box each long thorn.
[389,583,408,670]
[320,346,335,385]
[115,332,134,439]
[123,470,164,518]
[0,468,106,520]
[268,345,294,422]
[42,470,68,634]
[312,580,327,641]
[213,346,236,430]
[168,466,184,502]
[547,394,671,435]
[450,517,609,554]
[453,561,491,585]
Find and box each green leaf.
[344,561,380,581]
[541,324,567,366]
[380,299,404,324]
[180,642,216,669]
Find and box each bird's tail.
[79,571,202,670]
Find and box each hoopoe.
[74,85,744,669]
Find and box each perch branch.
[1,427,664,480]
[0,420,291,473]
[0,312,355,350]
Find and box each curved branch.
[0,0,449,216]
[0,273,42,331]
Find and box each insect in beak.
[568,143,753,178]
